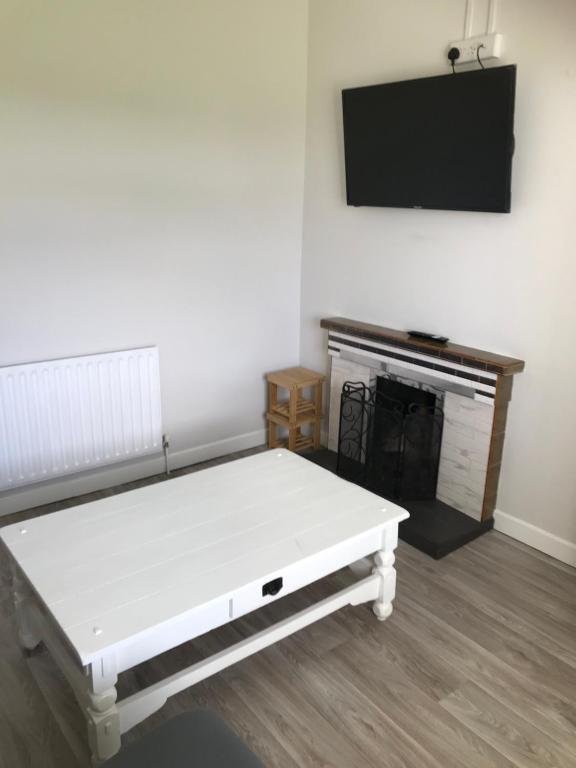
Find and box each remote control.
[407,330,450,344]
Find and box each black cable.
[477,44,485,69]
[451,60,455,74]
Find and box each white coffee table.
[1,449,408,763]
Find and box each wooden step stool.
[266,366,325,453]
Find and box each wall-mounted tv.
[342,65,516,213]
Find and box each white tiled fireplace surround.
[327,334,497,522]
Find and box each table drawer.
[230,527,382,620]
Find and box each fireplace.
[306,317,526,558]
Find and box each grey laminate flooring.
[1,447,575,768]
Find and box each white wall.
[301,0,576,555]
[0,1,308,509]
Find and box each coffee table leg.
[86,656,121,765]
[372,549,396,621]
[11,562,41,652]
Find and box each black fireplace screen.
[337,379,444,501]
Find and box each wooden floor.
[1,450,576,768]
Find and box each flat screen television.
[342,65,516,213]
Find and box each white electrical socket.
[449,33,503,65]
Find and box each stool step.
[273,435,314,453]
[272,398,315,420]
[268,397,317,427]
[266,412,317,428]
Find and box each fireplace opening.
[337,378,443,502]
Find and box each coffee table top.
[1,450,407,664]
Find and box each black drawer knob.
[262,577,283,597]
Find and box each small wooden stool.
[266,366,325,452]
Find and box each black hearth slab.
[399,499,494,559]
[302,449,493,558]
[302,448,339,473]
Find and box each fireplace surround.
[315,317,525,557]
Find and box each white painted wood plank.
[9,459,322,571]
[1,450,297,552]
[6,453,395,577]
[25,474,346,602]
[111,527,385,673]
[49,493,386,629]
[67,514,390,662]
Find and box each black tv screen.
[342,65,516,213]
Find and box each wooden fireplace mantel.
[320,317,525,376]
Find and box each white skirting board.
[0,429,266,517]
[494,509,576,567]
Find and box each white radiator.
[0,347,162,492]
